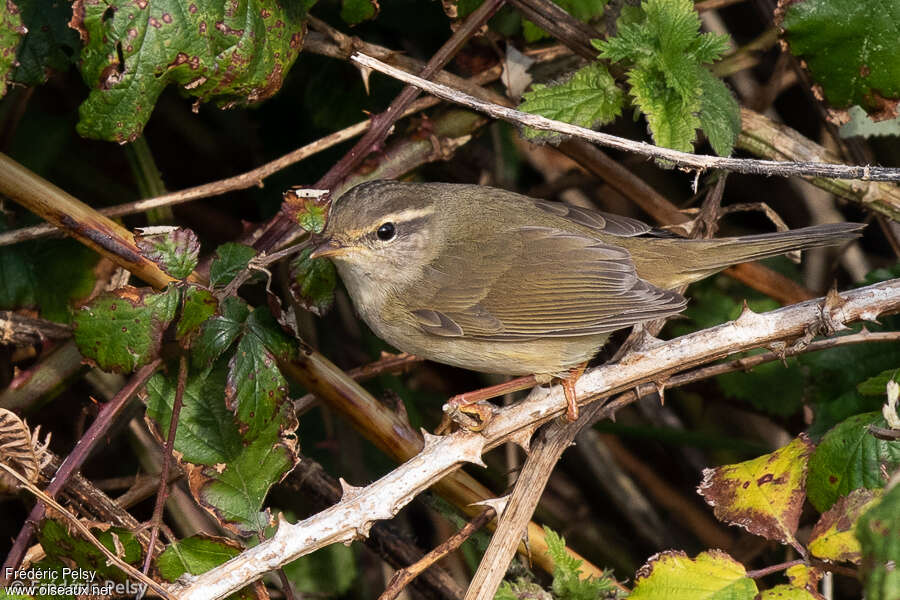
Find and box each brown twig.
[1,358,163,580]
[0,312,71,346]
[139,354,188,587]
[380,508,496,600]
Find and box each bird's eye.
[376,222,396,241]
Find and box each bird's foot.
[558,363,587,422]
[439,375,538,433]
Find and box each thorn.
[458,439,488,468]
[358,64,373,94]
[736,300,758,323]
[420,428,442,449]
[859,309,881,324]
[654,381,666,406]
[508,426,536,453]
[471,494,510,517]
[339,477,364,501]
[357,521,373,539]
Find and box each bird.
[310,180,864,426]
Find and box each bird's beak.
[309,237,348,259]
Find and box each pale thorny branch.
[172,277,900,600]
[351,53,900,183]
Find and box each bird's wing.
[408,227,686,340]
[530,198,652,236]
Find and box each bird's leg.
[440,375,538,433]
[558,363,587,422]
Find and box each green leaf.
[543,526,620,600]
[284,544,358,596]
[629,549,758,599]
[73,0,314,142]
[858,369,900,396]
[289,247,336,316]
[145,358,298,535]
[340,0,379,26]
[0,0,26,98]
[0,234,100,323]
[594,0,735,152]
[697,69,740,156]
[856,483,900,600]
[226,328,287,438]
[10,0,79,86]
[73,285,178,373]
[781,0,900,118]
[192,296,251,368]
[807,412,900,512]
[285,191,328,234]
[518,62,624,142]
[37,520,140,582]
[135,226,200,280]
[177,286,218,345]
[209,243,257,288]
[244,305,297,362]
[156,534,241,579]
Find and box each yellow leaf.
[631,549,758,599]
[809,488,883,564]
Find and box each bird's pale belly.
[369,314,608,376]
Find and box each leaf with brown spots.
[72,0,316,142]
[698,435,813,550]
[809,488,882,564]
[73,284,179,372]
[0,0,26,98]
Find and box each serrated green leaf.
[177,286,218,345]
[209,242,257,288]
[542,526,619,600]
[244,305,296,361]
[145,358,298,535]
[594,0,734,152]
[630,549,758,599]
[73,285,178,373]
[135,226,200,280]
[0,0,26,98]
[289,247,336,316]
[340,0,378,26]
[0,234,100,323]
[226,331,287,438]
[192,296,250,368]
[74,0,314,142]
[629,65,699,151]
[11,0,80,86]
[698,69,740,156]
[156,535,241,580]
[856,483,900,600]
[293,197,328,233]
[807,412,900,512]
[781,0,900,117]
[518,62,623,141]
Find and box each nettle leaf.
[807,412,900,512]
[630,549,758,599]
[209,242,257,288]
[193,296,251,368]
[780,0,900,120]
[594,0,737,154]
[73,0,314,142]
[145,358,298,535]
[135,226,200,280]
[0,0,26,97]
[340,0,379,26]
[177,286,218,345]
[698,436,813,548]
[543,526,619,600]
[73,285,178,373]
[518,62,624,142]
[37,519,141,582]
[856,482,900,600]
[11,0,80,86]
[289,247,336,316]
[0,234,100,323]
[809,488,883,564]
